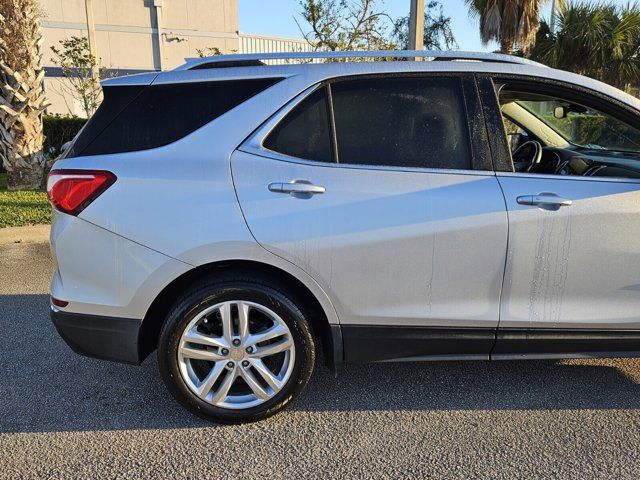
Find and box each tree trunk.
[5,152,47,190]
[500,38,513,54]
[0,2,50,191]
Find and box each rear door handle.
[268,180,325,198]
[516,192,572,210]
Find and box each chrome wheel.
[177,300,296,410]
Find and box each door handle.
[268,180,325,198]
[516,192,572,210]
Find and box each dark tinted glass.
[264,87,333,163]
[75,78,281,157]
[331,77,471,169]
[66,85,145,158]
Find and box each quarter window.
[331,77,471,169]
[69,78,282,157]
[264,87,333,163]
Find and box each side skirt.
[339,325,640,364]
[491,328,640,360]
[341,325,495,363]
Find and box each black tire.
[157,275,316,424]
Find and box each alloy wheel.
[177,300,296,410]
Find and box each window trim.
[495,170,640,185]
[477,73,640,183]
[241,72,493,174]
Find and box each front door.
[232,74,508,362]
[483,76,640,357]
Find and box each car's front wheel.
[158,277,316,424]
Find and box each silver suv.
[48,50,640,423]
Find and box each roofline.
[175,50,547,71]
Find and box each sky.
[238,0,555,52]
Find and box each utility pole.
[152,0,165,71]
[408,0,425,51]
[84,0,98,79]
[550,0,557,33]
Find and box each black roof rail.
[175,50,546,71]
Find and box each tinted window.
[264,87,333,163]
[331,77,471,169]
[72,78,281,157]
[65,85,145,158]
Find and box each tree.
[297,0,396,51]
[0,0,49,190]
[392,1,458,50]
[465,0,551,53]
[528,2,640,92]
[50,36,105,118]
[297,0,457,52]
[195,46,222,58]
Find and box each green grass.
[0,172,51,228]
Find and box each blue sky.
[239,0,555,52]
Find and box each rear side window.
[69,78,281,157]
[331,77,471,169]
[264,87,333,163]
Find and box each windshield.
[517,98,640,153]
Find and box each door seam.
[227,149,343,327]
[490,175,511,359]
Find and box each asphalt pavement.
[2,239,640,479]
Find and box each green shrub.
[542,114,640,150]
[43,115,87,158]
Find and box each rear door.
[232,74,508,362]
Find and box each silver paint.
[51,52,640,347]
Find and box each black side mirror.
[553,106,567,119]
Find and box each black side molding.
[328,324,344,372]
[492,328,640,358]
[51,309,142,365]
[342,325,495,363]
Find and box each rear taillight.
[50,296,68,308]
[47,169,116,216]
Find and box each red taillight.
[50,296,68,308]
[47,169,116,216]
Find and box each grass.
[0,172,51,228]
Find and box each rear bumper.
[51,308,143,364]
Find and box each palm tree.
[0,0,49,190]
[466,0,551,53]
[529,2,640,92]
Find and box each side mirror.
[554,106,567,119]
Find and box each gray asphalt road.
[2,241,640,479]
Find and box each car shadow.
[2,294,640,434]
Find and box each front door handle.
[516,192,572,210]
[268,180,325,198]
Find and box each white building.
[40,0,312,116]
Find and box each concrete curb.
[0,224,50,245]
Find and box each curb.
[0,224,50,245]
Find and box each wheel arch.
[138,259,342,371]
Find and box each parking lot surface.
[2,240,640,479]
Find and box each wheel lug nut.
[232,339,241,346]
[245,346,253,354]
[221,348,229,355]
[242,360,250,367]
[226,361,235,369]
